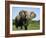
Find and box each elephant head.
[19,10,36,20]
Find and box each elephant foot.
[21,26,23,29]
[25,26,27,30]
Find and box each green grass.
[12,21,40,31]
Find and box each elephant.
[14,10,36,30]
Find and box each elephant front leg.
[24,25,27,30]
[16,25,18,30]
[21,26,23,29]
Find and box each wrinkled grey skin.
[15,10,36,30]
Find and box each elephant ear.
[30,12,36,18]
[19,10,22,16]
[19,10,24,16]
[19,10,27,16]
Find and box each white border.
[10,4,43,34]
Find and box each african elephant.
[15,10,36,30]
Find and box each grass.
[12,21,40,31]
